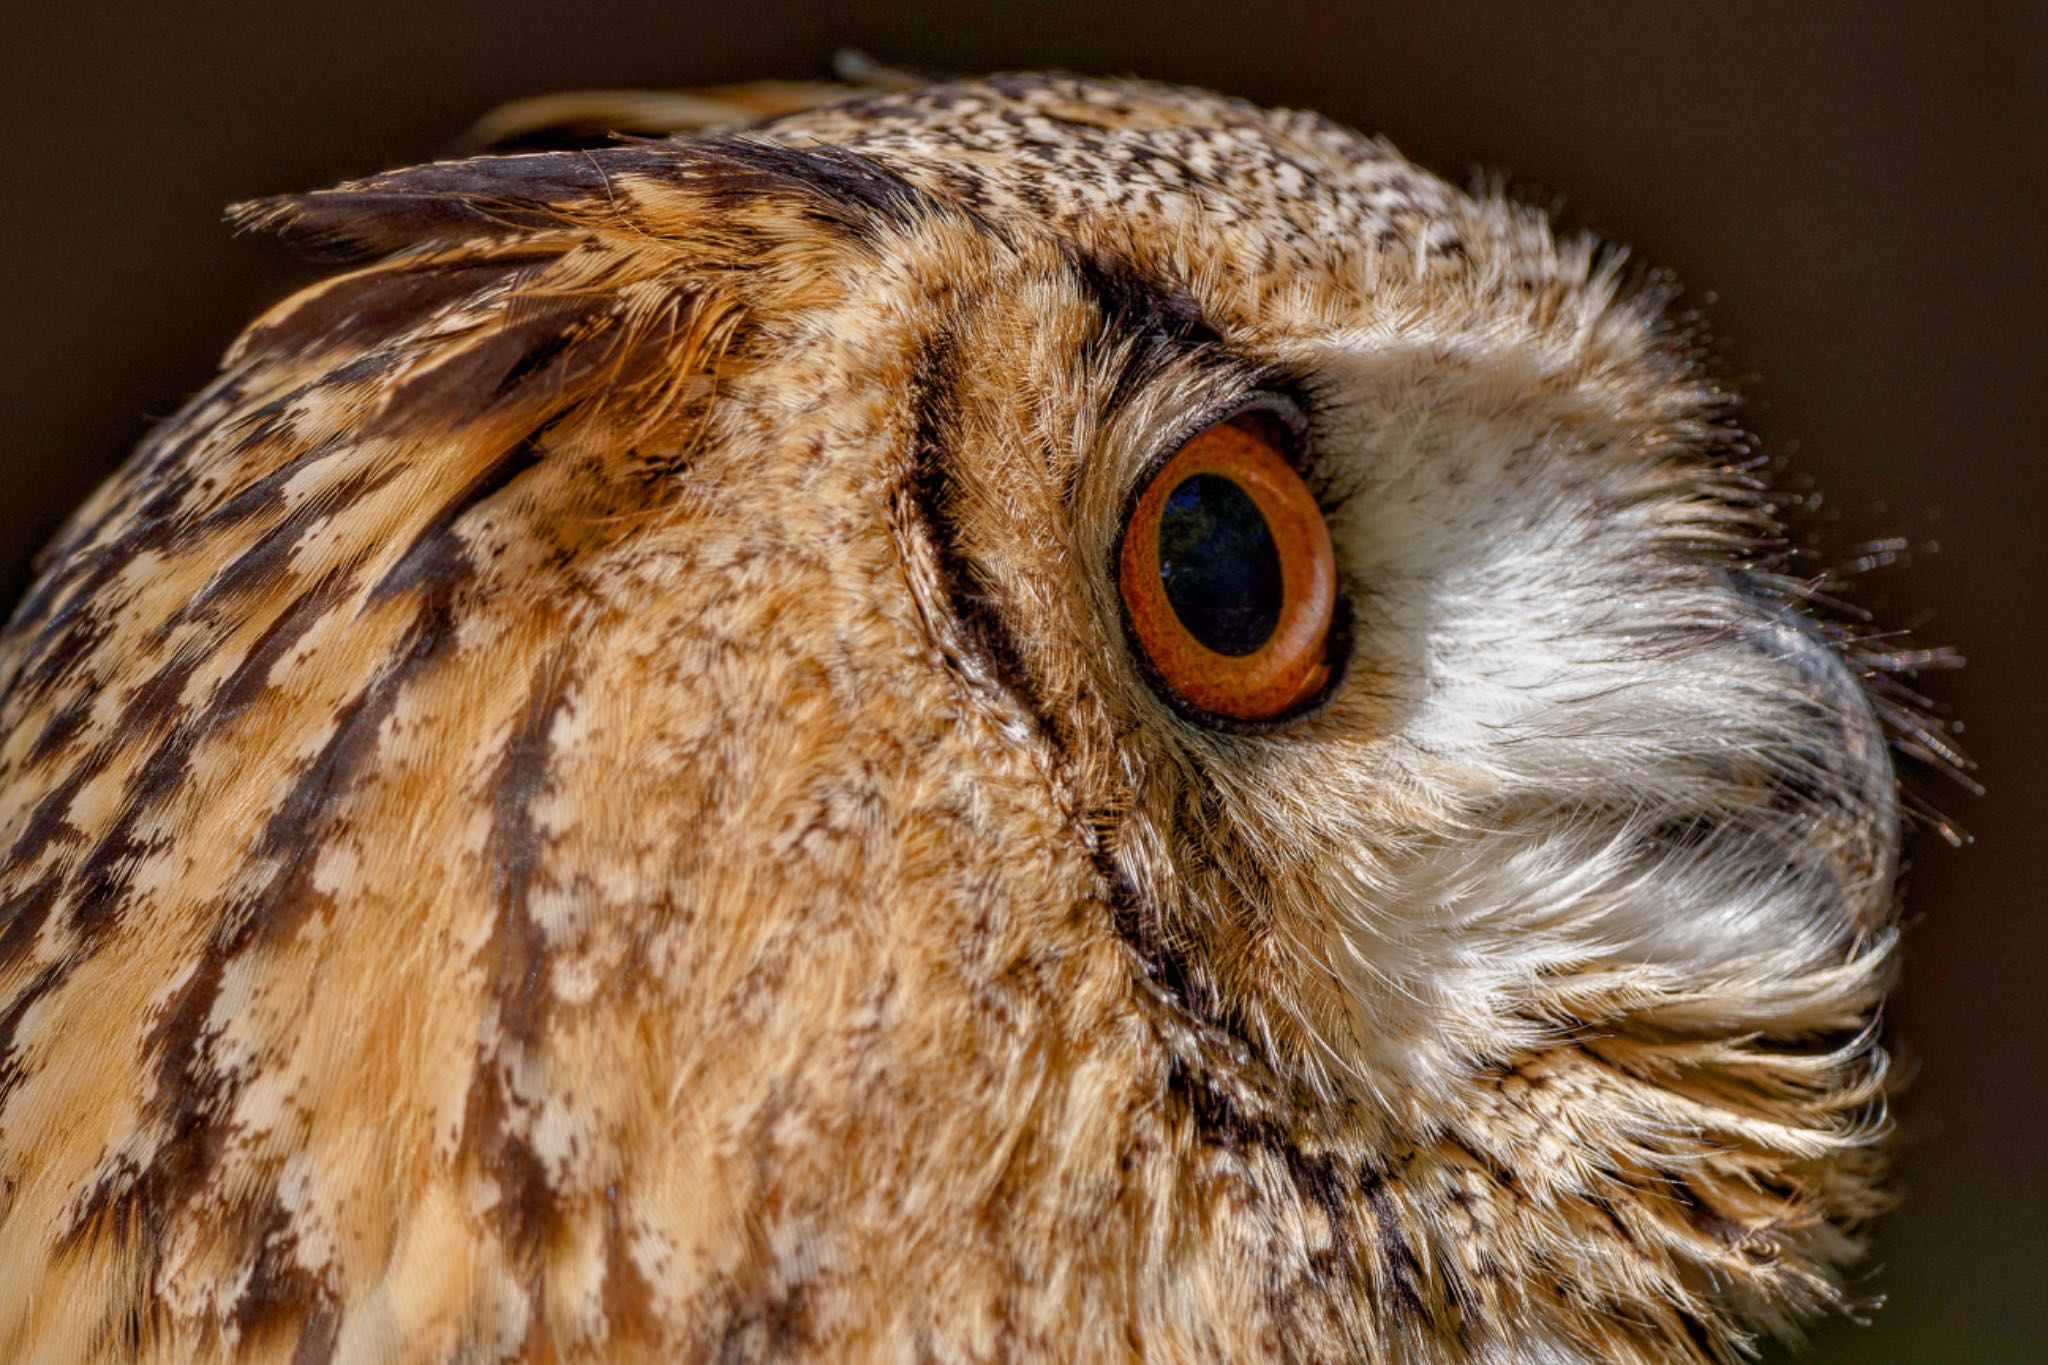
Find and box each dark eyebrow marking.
[1065,247,1247,416]
[1067,247,1225,349]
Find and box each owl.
[0,69,1934,1363]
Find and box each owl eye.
[1116,410,1339,724]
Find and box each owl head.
[0,73,1924,1361]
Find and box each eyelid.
[1126,390,1313,495]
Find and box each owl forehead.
[766,74,1469,294]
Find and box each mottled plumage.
[0,73,1920,1361]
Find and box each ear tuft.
[229,137,946,266]
[456,52,946,153]
[227,149,667,260]
[463,81,874,154]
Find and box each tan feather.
[0,75,1912,1363]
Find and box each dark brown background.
[2,3,2039,1358]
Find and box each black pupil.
[1157,474,1284,656]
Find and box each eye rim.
[1112,394,1351,732]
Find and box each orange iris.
[1117,413,1338,723]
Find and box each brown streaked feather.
[0,73,1911,1363]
